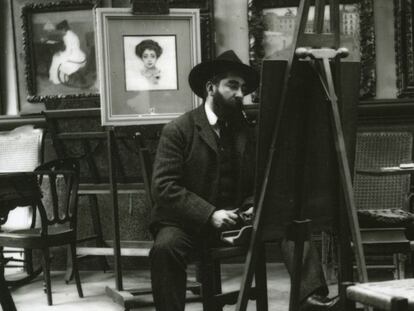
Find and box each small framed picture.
[95,8,202,126]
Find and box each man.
[150,50,338,311]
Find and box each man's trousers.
[150,225,328,311]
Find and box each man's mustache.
[230,98,243,108]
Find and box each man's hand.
[210,209,239,230]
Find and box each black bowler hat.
[188,50,259,98]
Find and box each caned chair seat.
[346,279,414,310]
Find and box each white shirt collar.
[204,101,218,127]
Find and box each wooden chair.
[0,125,44,285]
[0,158,83,306]
[134,132,268,311]
[353,132,414,279]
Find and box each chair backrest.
[0,125,44,172]
[0,125,44,230]
[34,158,80,234]
[354,132,413,211]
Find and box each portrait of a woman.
[124,36,178,91]
[135,39,163,85]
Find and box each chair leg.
[65,244,73,284]
[398,254,407,279]
[391,297,408,311]
[213,261,222,295]
[212,260,223,311]
[0,262,17,311]
[70,242,83,298]
[191,261,202,295]
[339,282,356,311]
[41,248,53,306]
[24,249,34,275]
[200,258,216,311]
[255,243,268,311]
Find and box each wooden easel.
[236,1,368,310]
[43,108,168,310]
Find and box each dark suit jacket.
[151,104,256,234]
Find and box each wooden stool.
[342,279,414,310]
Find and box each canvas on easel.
[256,59,359,241]
[236,1,368,310]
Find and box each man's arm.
[151,122,216,232]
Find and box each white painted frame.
[95,8,202,126]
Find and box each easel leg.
[317,57,368,283]
[108,130,123,291]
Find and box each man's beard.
[212,91,243,122]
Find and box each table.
[0,171,44,311]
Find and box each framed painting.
[394,0,414,97]
[17,0,100,104]
[95,8,202,126]
[248,0,376,99]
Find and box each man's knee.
[150,238,180,261]
[150,228,194,267]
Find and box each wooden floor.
[8,263,338,311]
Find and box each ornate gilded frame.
[394,0,414,98]
[248,0,376,100]
[19,0,101,103]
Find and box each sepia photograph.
[124,36,178,91]
[3,0,414,310]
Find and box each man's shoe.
[300,294,340,311]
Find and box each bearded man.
[149,50,339,311]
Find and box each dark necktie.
[217,119,231,143]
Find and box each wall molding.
[2,98,414,131]
[358,98,414,125]
[0,114,46,130]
